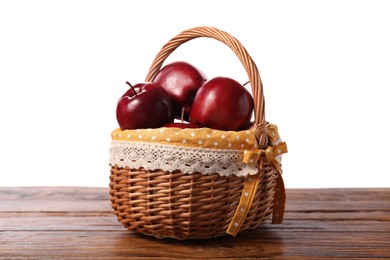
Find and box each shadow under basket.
[109,163,278,239]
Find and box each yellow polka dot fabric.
[111,127,259,150]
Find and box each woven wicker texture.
[109,26,285,239]
[109,164,277,239]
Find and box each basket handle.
[145,26,267,147]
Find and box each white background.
[0,0,389,188]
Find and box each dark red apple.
[190,77,254,131]
[116,81,174,130]
[239,121,254,131]
[154,61,207,121]
[163,122,200,129]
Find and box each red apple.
[116,81,174,130]
[154,61,207,121]
[163,122,200,129]
[190,77,254,131]
[239,121,254,131]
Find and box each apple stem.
[243,81,250,87]
[181,107,185,123]
[126,81,137,96]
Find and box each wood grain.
[1,187,389,259]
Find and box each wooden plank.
[286,188,390,201]
[0,200,111,211]
[1,187,388,201]
[0,229,389,259]
[0,187,389,259]
[2,199,389,212]
[0,216,388,233]
[0,186,108,200]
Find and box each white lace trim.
[109,141,259,177]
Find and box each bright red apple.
[154,61,207,121]
[190,77,254,131]
[116,81,174,130]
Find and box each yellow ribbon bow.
[226,141,288,236]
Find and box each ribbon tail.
[272,172,286,224]
[226,160,263,237]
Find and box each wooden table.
[0,187,389,259]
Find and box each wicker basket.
[109,26,287,239]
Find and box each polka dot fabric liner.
[111,127,259,150]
